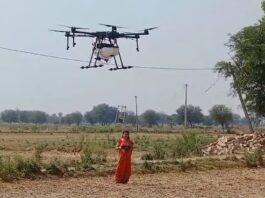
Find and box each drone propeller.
[57,24,89,30]
[99,23,126,29]
[50,29,71,49]
[49,29,70,33]
[139,27,159,31]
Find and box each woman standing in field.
[115,130,133,184]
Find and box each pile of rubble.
[202,133,265,155]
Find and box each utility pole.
[135,96,139,132]
[184,84,188,127]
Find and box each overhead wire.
[0,46,214,71]
[0,46,88,63]
[204,78,220,93]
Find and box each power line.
[204,78,220,93]
[130,65,213,71]
[0,46,88,63]
[0,45,214,71]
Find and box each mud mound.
[202,133,265,155]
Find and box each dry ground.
[1,168,265,198]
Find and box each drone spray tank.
[93,43,120,61]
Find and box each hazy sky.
[0,0,263,116]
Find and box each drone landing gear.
[108,54,133,71]
[80,65,103,69]
[108,40,133,71]
[80,38,133,71]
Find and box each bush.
[142,161,154,172]
[80,146,94,170]
[141,153,154,160]
[45,161,63,175]
[0,157,41,181]
[178,160,195,172]
[0,157,18,181]
[15,158,41,177]
[244,147,263,168]
[171,133,212,158]
[34,143,48,162]
[152,142,166,160]
[94,149,107,163]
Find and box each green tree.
[170,114,179,126]
[20,111,31,123]
[176,105,204,126]
[141,110,160,127]
[1,109,19,123]
[48,113,60,124]
[157,112,171,126]
[62,114,73,125]
[215,1,265,127]
[30,111,48,124]
[203,115,214,126]
[209,105,233,132]
[63,112,83,125]
[70,112,83,125]
[89,104,117,125]
[84,111,96,125]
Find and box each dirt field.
[1,168,265,198]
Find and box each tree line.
[0,104,248,129]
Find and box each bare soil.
[1,168,265,198]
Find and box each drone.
[50,24,158,71]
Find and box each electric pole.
[135,96,139,132]
[184,84,188,127]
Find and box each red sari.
[115,137,133,184]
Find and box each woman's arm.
[115,142,120,150]
[115,139,121,150]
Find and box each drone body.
[50,24,157,71]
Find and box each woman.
[115,130,133,184]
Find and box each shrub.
[171,133,212,158]
[80,146,94,170]
[15,158,41,177]
[152,142,166,160]
[142,160,154,172]
[34,143,48,162]
[0,157,18,181]
[45,161,63,175]
[178,160,195,172]
[244,147,264,168]
[0,157,41,181]
[94,149,107,163]
[141,153,154,160]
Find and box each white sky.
[0,0,263,116]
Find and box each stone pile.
[202,133,265,155]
